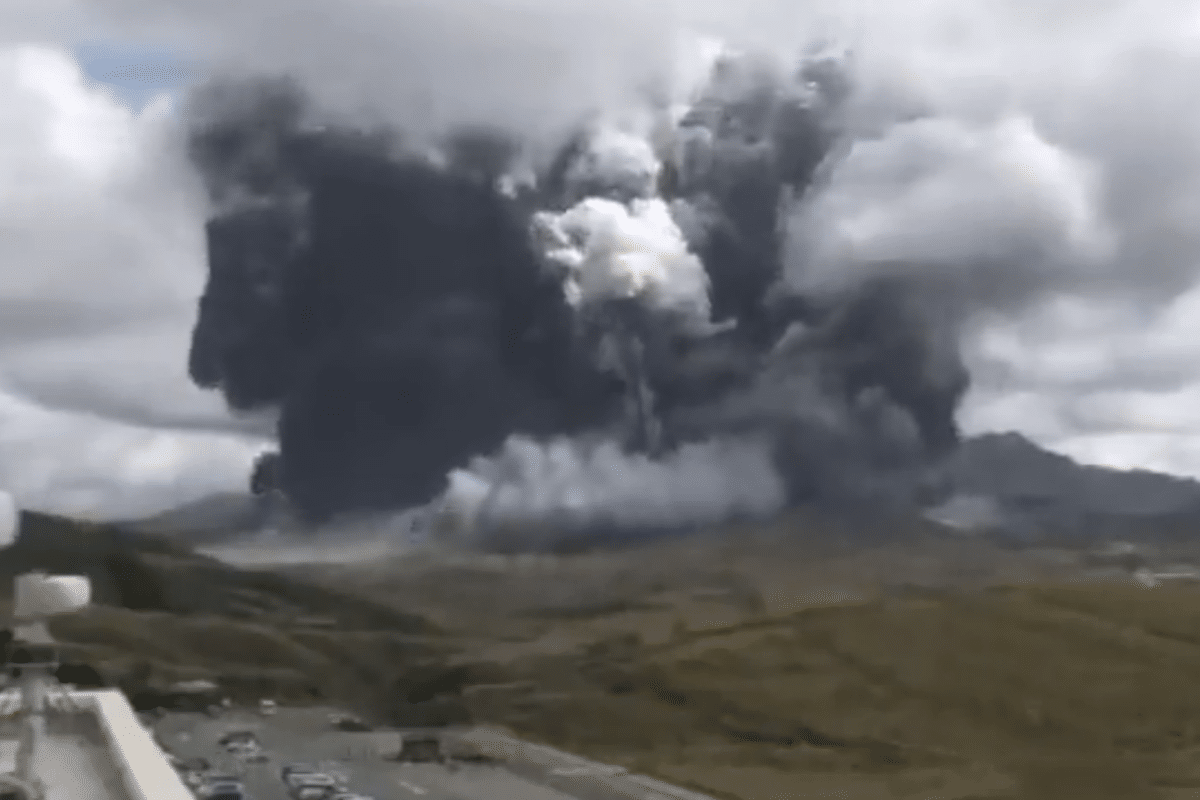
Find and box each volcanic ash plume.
[436,435,784,550]
[530,143,733,452]
[533,197,721,336]
[183,41,994,544]
[781,114,1115,304]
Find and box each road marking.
[399,780,428,795]
[551,766,629,776]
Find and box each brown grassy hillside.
[8,507,1200,798]
[0,510,449,719]
[282,513,1200,800]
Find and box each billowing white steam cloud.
[388,11,1198,540]
[784,114,1116,304]
[438,435,784,543]
[562,123,663,200]
[459,103,753,535]
[531,113,722,335]
[533,197,720,334]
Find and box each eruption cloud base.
[181,34,1088,549]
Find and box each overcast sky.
[0,37,270,519]
[1,0,1200,519]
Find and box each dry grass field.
[10,508,1200,798]
[264,516,1200,800]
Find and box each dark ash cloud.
[184,50,974,541]
[188,78,623,520]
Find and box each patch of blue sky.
[72,39,203,113]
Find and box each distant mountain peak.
[125,492,273,543]
[936,431,1200,540]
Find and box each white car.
[219,732,259,755]
[232,745,270,764]
[196,776,245,799]
[291,788,329,800]
[285,772,339,791]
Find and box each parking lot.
[149,705,584,800]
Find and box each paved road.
[149,706,583,800]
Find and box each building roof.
[1,571,190,800]
[0,711,126,800]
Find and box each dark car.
[280,763,319,782]
[198,776,246,800]
[393,735,442,763]
[329,713,372,732]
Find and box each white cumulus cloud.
[0,44,267,519]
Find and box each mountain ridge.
[126,431,1200,547]
[938,432,1200,542]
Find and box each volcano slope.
[0,510,453,721]
[10,507,1200,798]
[269,511,1200,800]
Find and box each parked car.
[197,775,245,800]
[280,763,319,782]
[202,787,247,800]
[284,772,340,796]
[393,734,442,763]
[202,789,246,800]
[229,743,270,763]
[219,730,259,747]
[288,773,338,790]
[328,713,372,732]
[291,787,330,800]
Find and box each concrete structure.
[1,572,191,800]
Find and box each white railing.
[70,690,192,800]
[0,689,20,717]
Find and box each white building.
[1,571,191,800]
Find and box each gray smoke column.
[430,44,979,540]
[187,76,625,521]
[438,435,784,550]
[183,30,1084,545]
